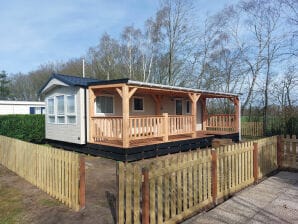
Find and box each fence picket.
[116,135,298,224]
[0,135,82,211]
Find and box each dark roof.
[39,73,101,94]
[51,73,100,87]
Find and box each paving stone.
[182,172,298,224]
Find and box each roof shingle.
[52,73,100,87]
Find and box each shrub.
[0,115,45,143]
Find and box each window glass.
[176,100,182,115]
[35,107,41,114]
[67,95,75,113]
[133,97,144,111]
[57,116,65,124]
[48,116,55,123]
[96,96,113,114]
[48,98,54,114]
[56,96,65,115]
[67,115,76,124]
[186,101,190,114]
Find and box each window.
[175,99,182,115]
[47,95,76,124]
[48,98,54,114]
[47,98,55,123]
[95,95,114,114]
[56,95,65,123]
[67,95,76,124]
[133,97,144,111]
[67,95,75,113]
[186,101,191,114]
[57,95,65,115]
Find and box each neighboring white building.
[0,101,45,115]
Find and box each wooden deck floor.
[94,131,238,148]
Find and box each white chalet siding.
[45,86,86,144]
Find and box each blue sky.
[0,0,238,74]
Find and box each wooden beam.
[188,93,201,137]
[89,83,125,90]
[142,167,150,224]
[234,97,240,132]
[128,87,138,99]
[163,113,169,142]
[116,88,123,98]
[79,156,86,210]
[122,85,130,148]
[253,142,259,183]
[89,88,96,143]
[201,98,207,131]
[211,149,218,205]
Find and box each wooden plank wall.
[255,136,278,179]
[241,122,263,137]
[0,135,82,211]
[281,135,297,169]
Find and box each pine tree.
[0,70,10,100]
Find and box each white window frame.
[94,94,115,116]
[47,98,55,124]
[132,96,144,112]
[186,100,191,114]
[56,95,65,124]
[66,95,77,125]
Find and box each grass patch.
[39,198,61,207]
[242,136,263,141]
[0,184,23,224]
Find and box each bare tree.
[88,33,122,80]
[156,0,194,85]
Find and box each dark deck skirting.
[47,132,239,162]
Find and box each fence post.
[79,156,86,210]
[277,135,282,169]
[163,113,169,142]
[142,167,150,224]
[211,149,217,205]
[253,142,259,183]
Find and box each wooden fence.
[255,136,277,179]
[117,150,212,224]
[216,142,254,199]
[280,135,297,169]
[241,122,263,137]
[0,135,85,211]
[117,135,297,224]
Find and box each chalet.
[0,100,45,115]
[39,73,240,161]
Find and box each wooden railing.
[129,116,164,140]
[92,117,123,141]
[91,114,194,146]
[169,115,193,135]
[206,114,236,132]
[241,122,263,137]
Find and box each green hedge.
[0,115,45,143]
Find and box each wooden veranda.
[88,82,240,148]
